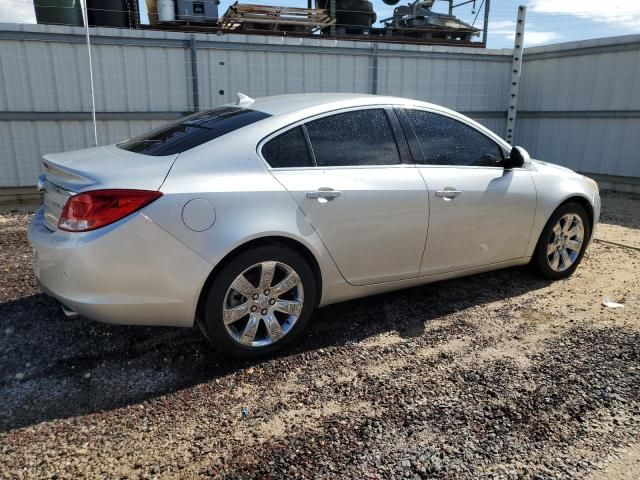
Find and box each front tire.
[202,245,316,359]
[532,202,591,280]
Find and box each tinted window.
[305,109,401,167]
[404,109,503,167]
[118,107,271,156]
[262,126,314,168]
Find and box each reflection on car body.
[29,93,600,358]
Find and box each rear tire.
[532,202,591,280]
[202,245,316,359]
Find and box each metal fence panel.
[0,121,93,185]
[0,38,91,112]
[196,49,373,108]
[517,35,640,179]
[1,24,639,190]
[377,56,511,112]
[0,23,514,187]
[92,44,193,112]
[520,37,640,112]
[516,117,640,178]
[0,119,172,186]
[466,115,505,134]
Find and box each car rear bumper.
[28,207,212,328]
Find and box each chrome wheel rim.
[223,261,304,348]
[547,213,584,272]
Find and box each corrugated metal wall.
[0,23,514,187]
[516,36,640,181]
[0,23,639,189]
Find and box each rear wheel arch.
[195,236,323,329]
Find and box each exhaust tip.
[60,303,80,319]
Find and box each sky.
[0,0,639,48]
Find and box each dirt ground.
[0,191,639,479]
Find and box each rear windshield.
[117,107,271,156]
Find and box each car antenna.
[235,92,255,107]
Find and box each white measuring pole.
[506,5,526,145]
[80,0,98,147]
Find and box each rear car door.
[398,108,537,275]
[265,107,429,286]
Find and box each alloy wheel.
[546,213,584,272]
[223,261,304,347]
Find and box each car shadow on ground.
[0,265,550,433]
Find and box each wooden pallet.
[220,3,334,33]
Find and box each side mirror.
[505,146,530,169]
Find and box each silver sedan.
[29,93,600,358]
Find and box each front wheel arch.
[562,195,594,240]
[531,200,592,279]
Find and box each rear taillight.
[58,189,162,232]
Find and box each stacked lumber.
[221,3,334,33]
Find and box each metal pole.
[506,5,526,144]
[371,43,378,95]
[190,35,200,112]
[80,0,98,147]
[482,0,490,45]
[330,0,336,36]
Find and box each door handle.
[306,190,342,200]
[435,190,463,199]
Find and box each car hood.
[530,159,583,178]
[42,144,178,192]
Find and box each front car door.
[397,108,537,276]
[264,107,429,286]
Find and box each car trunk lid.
[40,144,177,230]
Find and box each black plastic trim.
[385,107,413,165]
[394,107,424,163]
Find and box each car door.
[264,107,429,286]
[398,108,537,275]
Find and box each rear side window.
[305,109,401,167]
[262,126,314,168]
[118,107,271,156]
[403,109,503,167]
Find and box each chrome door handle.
[306,190,342,200]
[435,190,463,198]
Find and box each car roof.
[209,93,512,156]
[244,93,438,116]
[175,92,513,168]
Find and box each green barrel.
[87,0,131,28]
[34,0,84,27]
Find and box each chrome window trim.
[257,104,407,171]
[416,164,526,171]
[400,105,513,168]
[262,163,418,172]
[403,105,512,151]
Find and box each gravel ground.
[1,192,639,479]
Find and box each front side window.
[305,109,401,167]
[403,109,503,167]
[118,107,271,156]
[262,126,314,168]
